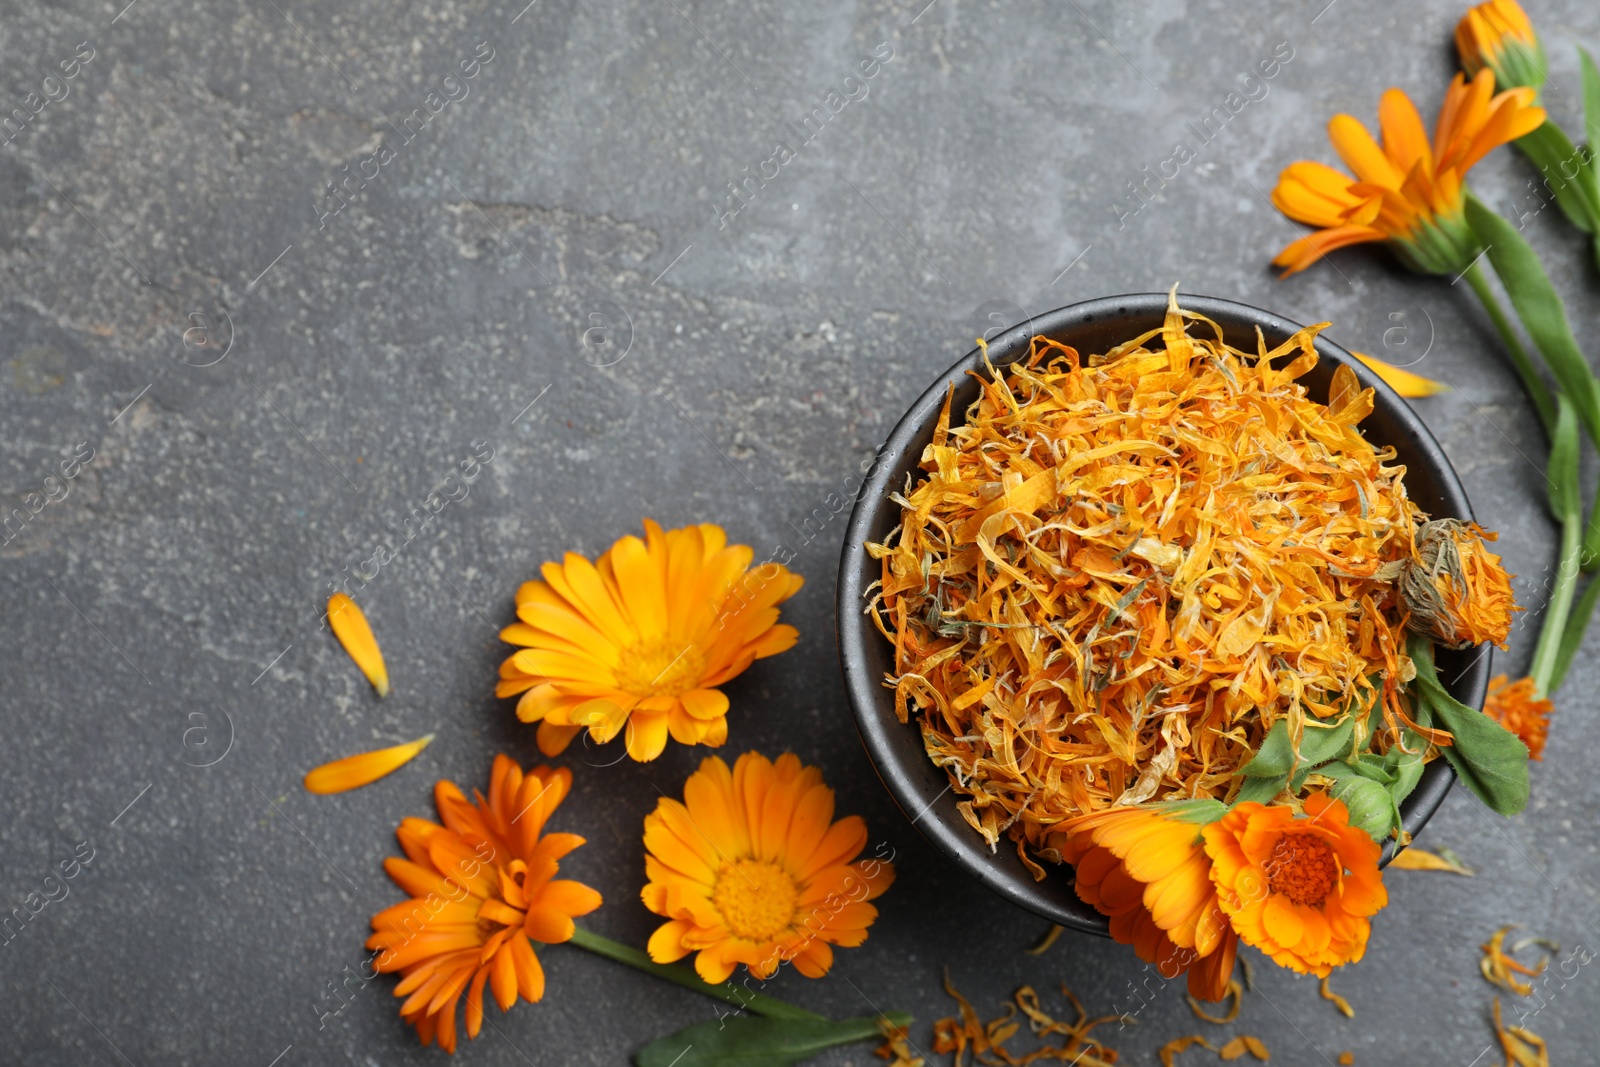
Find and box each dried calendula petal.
[1387,845,1474,875]
[1319,975,1355,1018]
[933,974,1120,1066]
[1026,924,1064,955]
[304,734,434,794]
[328,592,390,696]
[1494,997,1550,1067]
[1220,1035,1271,1061]
[1160,1035,1216,1067]
[1187,978,1242,1023]
[1480,925,1547,995]
[874,1017,926,1067]
[1338,1053,1354,1066]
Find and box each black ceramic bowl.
[836,293,1489,935]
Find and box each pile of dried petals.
[868,292,1531,996]
[931,973,1120,1066]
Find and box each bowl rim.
[834,291,1489,935]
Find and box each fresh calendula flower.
[1457,0,1546,93]
[1400,519,1519,649]
[1203,794,1387,978]
[367,757,601,1053]
[1483,674,1553,760]
[328,591,390,696]
[1352,352,1449,397]
[497,520,802,761]
[1270,70,1544,276]
[1056,801,1237,1001]
[304,734,434,794]
[641,751,893,983]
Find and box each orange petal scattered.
[1493,996,1550,1066]
[304,734,434,794]
[1320,974,1355,1018]
[328,592,391,696]
[1352,352,1450,397]
[1161,1035,1218,1067]
[1387,845,1474,875]
[934,974,1121,1066]
[1219,1035,1271,1061]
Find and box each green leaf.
[1581,46,1600,163]
[1465,197,1600,451]
[1548,394,1581,523]
[1385,743,1427,810]
[1233,774,1287,805]
[1349,753,1398,785]
[636,1014,911,1067]
[1408,635,1530,816]
[1154,798,1228,825]
[1298,712,1358,767]
[1513,121,1599,233]
[1241,719,1293,778]
[1314,764,1398,842]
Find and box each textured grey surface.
[2,0,1599,1064]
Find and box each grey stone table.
[3,0,1598,1063]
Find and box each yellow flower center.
[613,637,706,697]
[711,859,798,942]
[1266,833,1339,907]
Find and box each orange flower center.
[1266,833,1339,907]
[712,858,798,942]
[614,637,706,697]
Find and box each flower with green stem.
[1457,0,1600,269]
[1269,71,1556,437]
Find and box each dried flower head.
[1400,519,1518,649]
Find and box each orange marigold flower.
[1457,0,1546,93]
[1057,802,1237,1001]
[366,756,601,1053]
[641,752,893,983]
[496,520,803,761]
[1400,519,1519,649]
[1202,795,1387,978]
[1483,674,1552,760]
[1271,70,1544,277]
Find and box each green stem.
[1583,486,1600,572]
[1529,508,1582,697]
[566,925,823,1022]
[1550,573,1600,693]
[1462,259,1558,439]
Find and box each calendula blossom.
[1456,0,1546,93]
[1203,795,1387,978]
[1271,69,1544,276]
[1057,802,1237,1001]
[641,751,893,982]
[366,757,601,1053]
[496,520,802,761]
